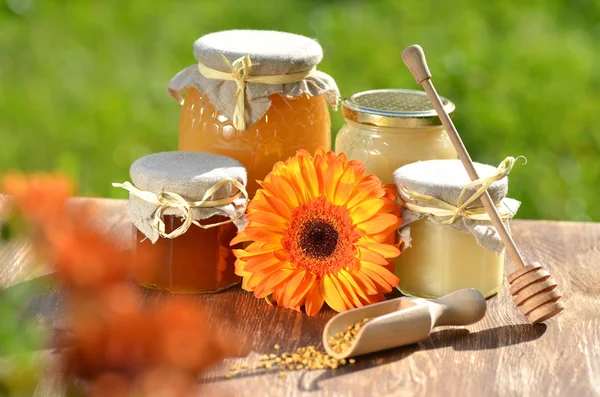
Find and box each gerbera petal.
[246,211,289,228]
[347,160,366,179]
[284,156,312,205]
[329,274,355,309]
[338,269,369,302]
[360,262,400,292]
[356,241,401,259]
[261,192,293,220]
[298,151,319,199]
[230,232,252,246]
[322,275,349,312]
[356,247,389,266]
[280,269,307,308]
[314,153,327,195]
[289,272,317,308]
[232,242,280,259]
[357,213,401,234]
[335,271,364,307]
[247,266,282,290]
[379,197,401,215]
[383,184,398,201]
[243,253,282,273]
[324,157,344,203]
[370,224,402,243]
[304,283,325,317]
[244,228,283,244]
[350,199,385,224]
[333,166,356,206]
[254,269,296,298]
[352,269,382,295]
[346,182,385,209]
[269,174,300,208]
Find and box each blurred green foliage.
[1,0,599,221]
[0,281,44,396]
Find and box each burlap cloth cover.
[393,160,521,254]
[168,30,340,130]
[121,151,247,243]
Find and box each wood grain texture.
[1,196,599,397]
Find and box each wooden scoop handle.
[401,44,527,270]
[429,288,487,327]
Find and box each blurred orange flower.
[1,172,73,224]
[3,172,246,395]
[232,148,402,316]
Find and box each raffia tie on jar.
[168,30,340,132]
[394,157,523,254]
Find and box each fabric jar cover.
[393,159,521,254]
[121,151,248,243]
[167,29,340,131]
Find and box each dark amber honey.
[135,215,240,293]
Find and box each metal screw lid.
[341,89,455,128]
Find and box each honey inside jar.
[179,87,331,196]
[118,151,248,295]
[135,215,241,293]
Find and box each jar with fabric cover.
[335,89,457,184]
[168,30,340,197]
[392,158,521,299]
[113,151,248,294]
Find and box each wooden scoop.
[401,44,564,324]
[323,289,486,359]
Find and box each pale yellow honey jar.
[335,89,457,184]
[393,159,521,299]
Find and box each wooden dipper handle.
[401,44,527,270]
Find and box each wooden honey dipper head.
[401,44,564,324]
[507,262,563,323]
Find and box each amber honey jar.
[114,151,248,294]
[168,30,340,196]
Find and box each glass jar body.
[396,219,505,298]
[134,215,240,294]
[179,87,331,197]
[335,120,457,184]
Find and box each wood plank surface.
[1,196,599,397]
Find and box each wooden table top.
[1,195,599,397]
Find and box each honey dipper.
[401,45,564,324]
[323,289,486,359]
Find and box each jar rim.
[341,89,455,128]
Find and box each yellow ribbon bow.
[113,178,248,239]
[398,157,524,225]
[197,53,316,131]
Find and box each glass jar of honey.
[335,89,457,184]
[169,30,340,197]
[393,159,521,298]
[115,151,248,294]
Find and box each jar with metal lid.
[335,89,457,184]
[169,30,340,197]
[113,151,248,294]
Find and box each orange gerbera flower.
[231,148,402,316]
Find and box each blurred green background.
[1,0,599,221]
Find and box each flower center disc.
[281,197,359,278]
[299,220,339,259]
